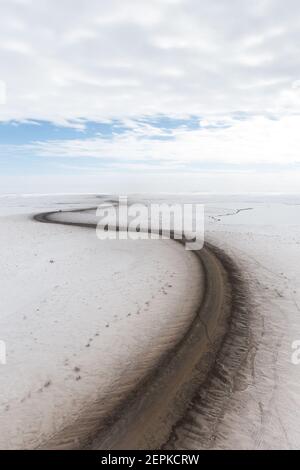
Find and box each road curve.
[33,206,235,450]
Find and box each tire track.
[33,205,249,450]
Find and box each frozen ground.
[1,193,300,449]
[0,194,203,449]
[166,194,300,449]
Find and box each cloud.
[1,0,300,180]
[3,115,300,169]
[1,0,300,124]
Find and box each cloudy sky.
[1,0,300,193]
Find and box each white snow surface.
[0,195,203,449]
[164,193,300,450]
[1,193,300,449]
[205,197,300,449]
